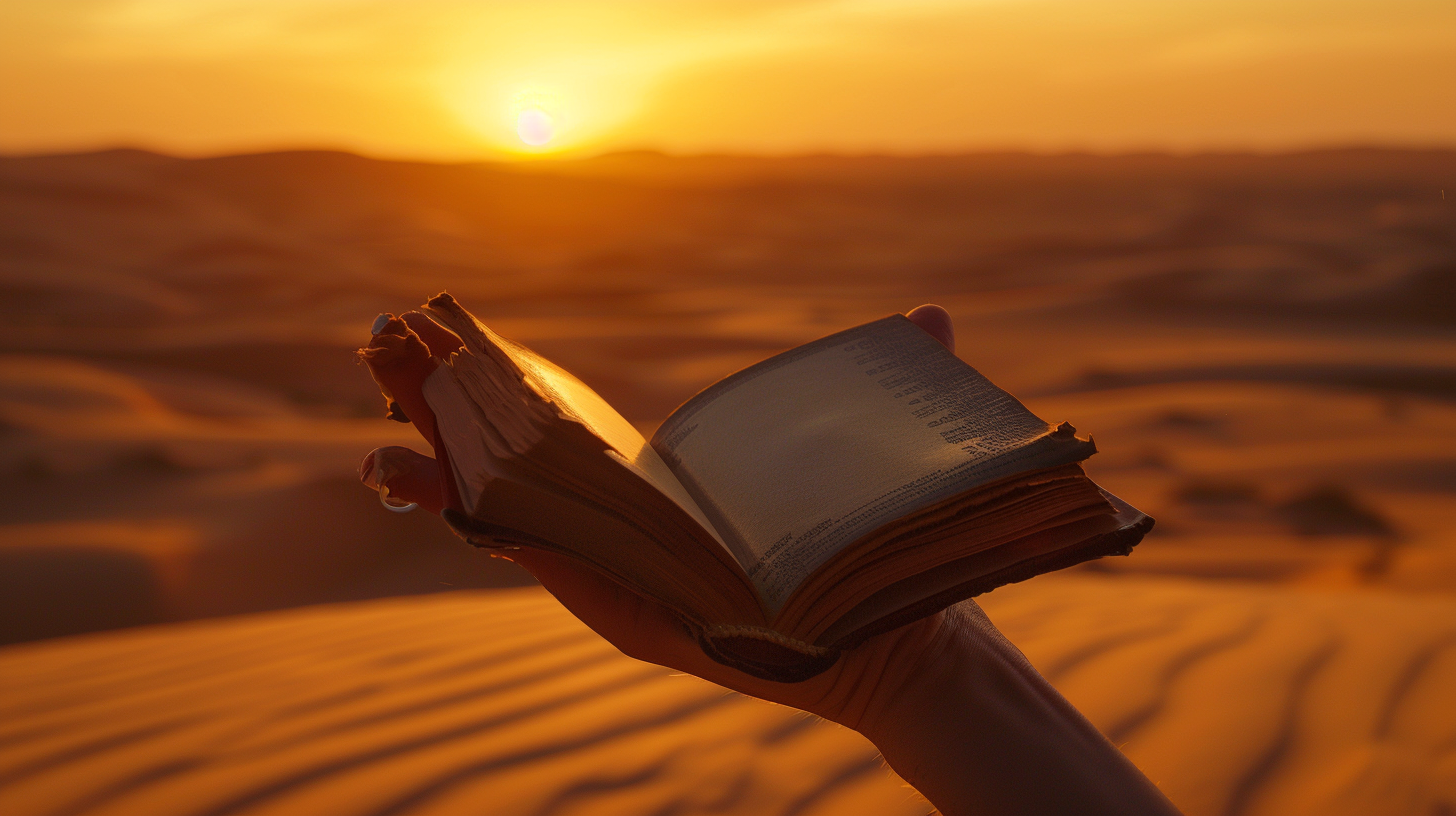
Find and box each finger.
[906,304,954,353]
[359,446,446,514]
[359,315,440,446]
[401,311,465,359]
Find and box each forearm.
[857,611,1181,816]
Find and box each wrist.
[850,605,1013,746]
[846,604,1182,816]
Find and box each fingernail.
[371,313,392,335]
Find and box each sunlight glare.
[445,66,644,156]
[516,109,554,146]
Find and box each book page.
[651,316,1095,614]
[498,341,728,549]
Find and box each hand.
[359,304,1181,815]
[359,304,963,727]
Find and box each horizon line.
[7,140,1456,166]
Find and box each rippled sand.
[3,577,1453,816]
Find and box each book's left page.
[420,294,726,550]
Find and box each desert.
[1,147,1454,814]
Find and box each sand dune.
[3,149,1451,621]
[0,591,926,816]
[1,148,1452,814]
[1,577,1453,816]
[0,349,534,645]
[990,578,1456,816]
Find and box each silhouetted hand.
[359,305,1181,816]
[360,305,956,716]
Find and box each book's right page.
[651,315,1097,615]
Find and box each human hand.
[357,304,970,728]
[360,304,1181,815]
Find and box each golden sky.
[2,0,1454,159]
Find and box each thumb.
[360,446,446,514]
[906,304,955,353]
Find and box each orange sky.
[2,0,1454,159]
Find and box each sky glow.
[0,0,1452,159]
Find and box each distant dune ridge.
[1,578,1454,816]
[0,148,1453,814]
[3,148,1453,351]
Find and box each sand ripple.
[0,593,924,816]
[2,577,1455,816]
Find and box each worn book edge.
[441,493,1152,683]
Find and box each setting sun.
[516,109,554,146]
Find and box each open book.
[363,294,1152,681]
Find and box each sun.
[516,108,554,146]
[445,74,616,155]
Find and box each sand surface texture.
[3,578,1455,816]
[1,149,1453,814]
